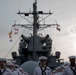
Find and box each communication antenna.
[49,0,50,10]
[19,0,21,11]
[14,20,16,24]
[35,0,37,2]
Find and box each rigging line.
[19,14,32,24]
[49,0,50,10]
[25,29,30,36]
[38,14,51,23]
[45,27,49,34]
[42,29,47,35]
[52,26,57,52]
[5,29,26,58]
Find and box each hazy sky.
[0,0,76,61]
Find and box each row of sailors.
[34,55,76,75]
[0,55,76,75]
[0,58,28,75]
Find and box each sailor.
[18,68,28,75]
[7,61,22,75]
[33,56,51,75]
[11,60,16,64]
[53,67,62,75]
[63,62,70,67]
[62,55,76,75]
[7,62,15,71]
[0,58,13,75]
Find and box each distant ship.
[9,0,64,74]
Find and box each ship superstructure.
[11,0,63,69]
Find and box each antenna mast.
[12,0,60,61]
[33,0,38,60]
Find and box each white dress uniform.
[12,68,22,75]
[0,68,13,75]
[56,72,63,75]
[34,66,51,75]
[54,73,59,75]
[18,68,28,75]
[62,55,76,75]
[62,65,76,75]
[52,72,62,75]
[0,58,13,75]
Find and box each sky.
[0,0,76,62]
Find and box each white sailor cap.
[7,62,15,66]
[0,58,7,62]
[38,56,47,61]
[55,66,61,70]
[52,70,56,73]
[11,60,16,64]
[68,55,76,59]
[64,62,69,66]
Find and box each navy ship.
[10,0,64,74]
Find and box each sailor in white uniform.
[7,61,22,75]
[33,56,51,75]
[53,67,62,75]
[63,62,70,67]
[62,55,76,75]
[18,68,28,75]
[11,60,16,65]
[0,58,13,75]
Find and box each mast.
[12,0,60,61]
[33,0,38,36]
[10,0,62,68]
[33,0,38,60]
